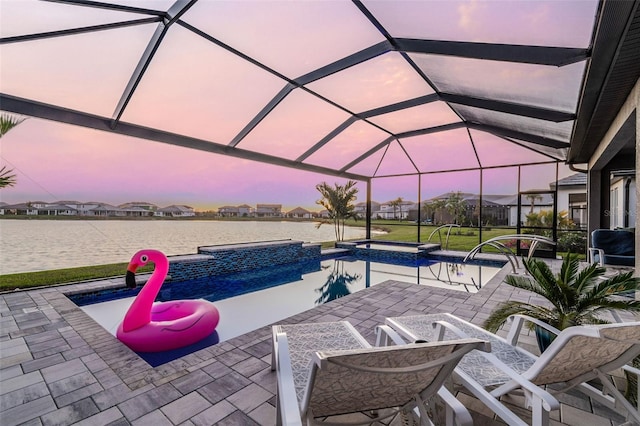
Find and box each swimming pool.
[75,256,501,347]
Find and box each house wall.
[556,186,587,227]
[587,77,639,274]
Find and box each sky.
[0,0,597,211]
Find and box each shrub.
[557,231,587,253]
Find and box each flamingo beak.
[126,263,138,289]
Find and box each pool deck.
[1,260,637,425]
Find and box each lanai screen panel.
[0,0,158,36]
[361,0,598,47]
[453,104,574,143]
[305,52,435,113]
[373,175,419,206]
[410,55,586,113]
[0,0,601,184]
[367,101,461,135]
[182,0,384,79]
[120,24,288,144]
[374,140,419,177]
[471,130,557,167]
[400,129,480,173]
[1,24,156,117]
[236,89,352,160]
[303,121,390,170]
[421,170,481,201]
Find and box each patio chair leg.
[530,393,550,426]
[593,370,640,423]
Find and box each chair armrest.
[273,333,303,426]
[375,324,410,346]
[436,387,474,426]
[622,363,640,377]
[506,315,561,346]
[622,363,640,413]
[432,320,475,342]
[588,247,605,266]
[427,319,559,425]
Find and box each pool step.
[417,243,441,253]
[321,248,351,259]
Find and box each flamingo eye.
[140,255,148,263]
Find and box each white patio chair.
[377,313,640,425]
[271,321,490,426]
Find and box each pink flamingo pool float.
[116,249,220,353]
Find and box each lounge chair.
[589,229,635,267]
[271,320,490,425]
[377,313,640,425]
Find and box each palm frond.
[585,272,640,301]
[504,274,539,292]
[572,261,605,293]
[0,113,26,137]
[521,258,568,310]
[559,253,580,286]
[0,165,17,189]
[484,301,557,332]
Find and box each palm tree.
[389,197,403,220]
[0,166,17,189]
[315,180,359,241]
[430,198,447,225]
[0,113,26,137]
[525,193,543,214]
[0,113,27,189]
[445,192,466,225]
[314,261,361,304]
[484,253,640,333]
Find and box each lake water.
[0,219,368,274]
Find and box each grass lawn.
[0,220,569,292]
[0,263,153,292]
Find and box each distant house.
[37,204,78,216]
[218,206,240,217]
[0,203,38,215]
[218,204,254,217]
[550,173,587,228]
[119,206,152,217]
[28,201,49,209]
[157,205,195,217]
[237,204,253,217]
[487,194,553,227]
[255,204,282,217]
[90,203,125,217]
[376,200,416,220]
[286,207,312,219]
[353,201,381,219]
[58,201,102,216]
[119,201,157,213]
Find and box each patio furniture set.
[272,314,640,425]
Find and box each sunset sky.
[0,0,596,210]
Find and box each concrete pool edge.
[43,262,513,391]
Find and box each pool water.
[77,256,500,348]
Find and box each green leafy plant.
[485,253,640,403]
[0,165,17,189]
[315,180,359,241]
[484,253,640,332]
[0,113,27,189]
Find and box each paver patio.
[0,261,635,425]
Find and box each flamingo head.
[125,249,166,289]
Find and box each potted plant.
[484,253,640,351]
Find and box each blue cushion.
[591,229,635,266]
